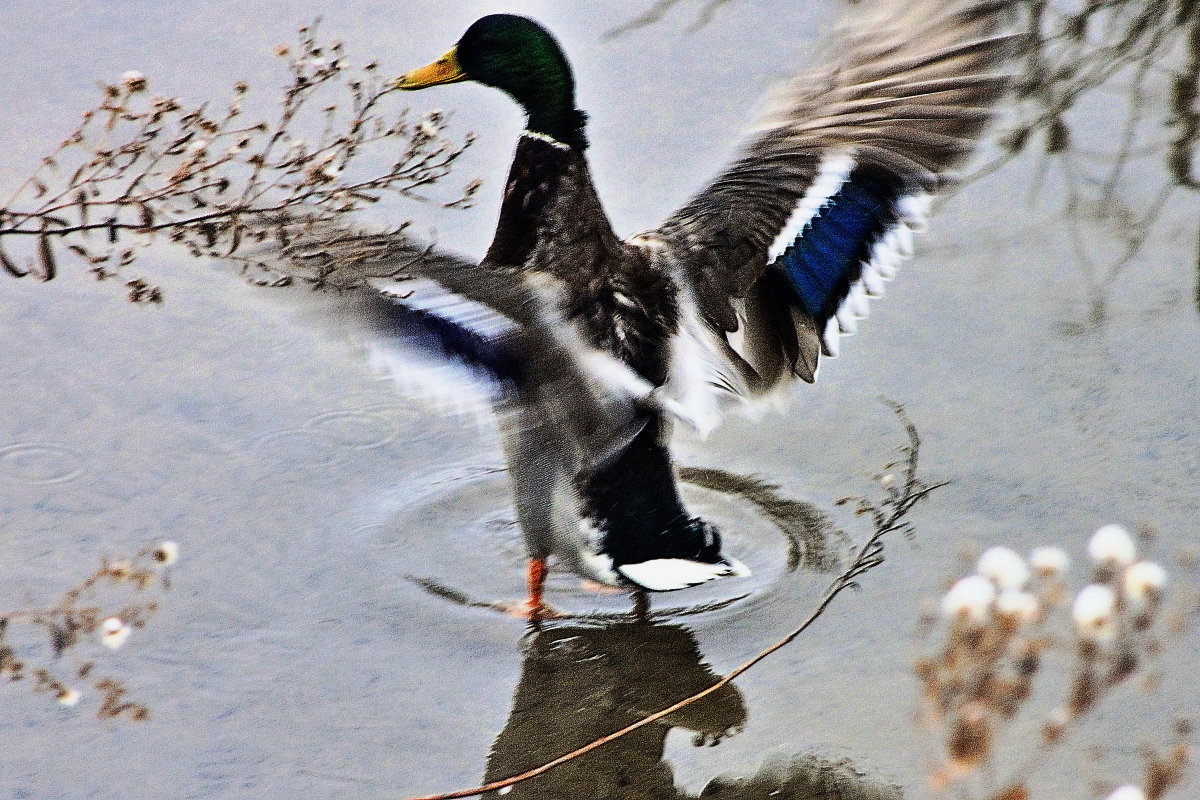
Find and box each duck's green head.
[394,15,583,146]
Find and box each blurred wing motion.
[250,218,691,468]
[638,0,1020,424]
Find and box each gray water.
[1,1,1197,798]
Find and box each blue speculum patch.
[416,309,523,383]
[776,166,903,320]
[380,298,525,386]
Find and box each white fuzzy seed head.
[100,617,130,651]
[1088,524,1137,566]
[1030,546,1070,577]
[977,546,1030,589]
[154,540,179,566]
[57,688,81,707]
[996,589,1039,623]
[1123,561,1167,603]
[1073,584,1117,639]
[941,575,997,621]
[1105,787,1146,800]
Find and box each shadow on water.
[480,618,900,800]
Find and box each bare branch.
[0,21,477,302]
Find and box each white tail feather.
[617,557,751,592]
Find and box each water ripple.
[0,442,89,485]
[304,410,398,450]
[249,430,345,470]
[358,465,845,621]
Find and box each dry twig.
[1,541,178,720]
[0,20,477,302]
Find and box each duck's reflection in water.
[699,754,902,800]
[481,620,900,800]
[483,620,744,798]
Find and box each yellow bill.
[393,47,466,90]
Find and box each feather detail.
[767,151,856,262]
[520,129,572,151]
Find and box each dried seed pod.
[1124,562,1168,604]
[153,541,179,566]
[0,245,27,278]
[35,233,57,281]
[1030,546,1070,577]
[947,704,993,769]
[100,617,130,650]
[1090,525,1137,567]
[978,547,1031,589]
[1074,584,1117,641]
[1105,787,1146,800]
[942,575,997,621]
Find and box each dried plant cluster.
[917,525,1192,800]
[0,542,178,720]
[0,21,477,302]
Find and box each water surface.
[1,1,1197,798]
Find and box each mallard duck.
[276,0,1015,615]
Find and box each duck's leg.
[501,557,556,620]
[526,556,548,615]
[497,407,564,621]
[631,587,651,621]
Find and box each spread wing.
[248,219,701,466]
[640,0,1020,410]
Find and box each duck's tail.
[580,420,751,592]
[615,523,751,593]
